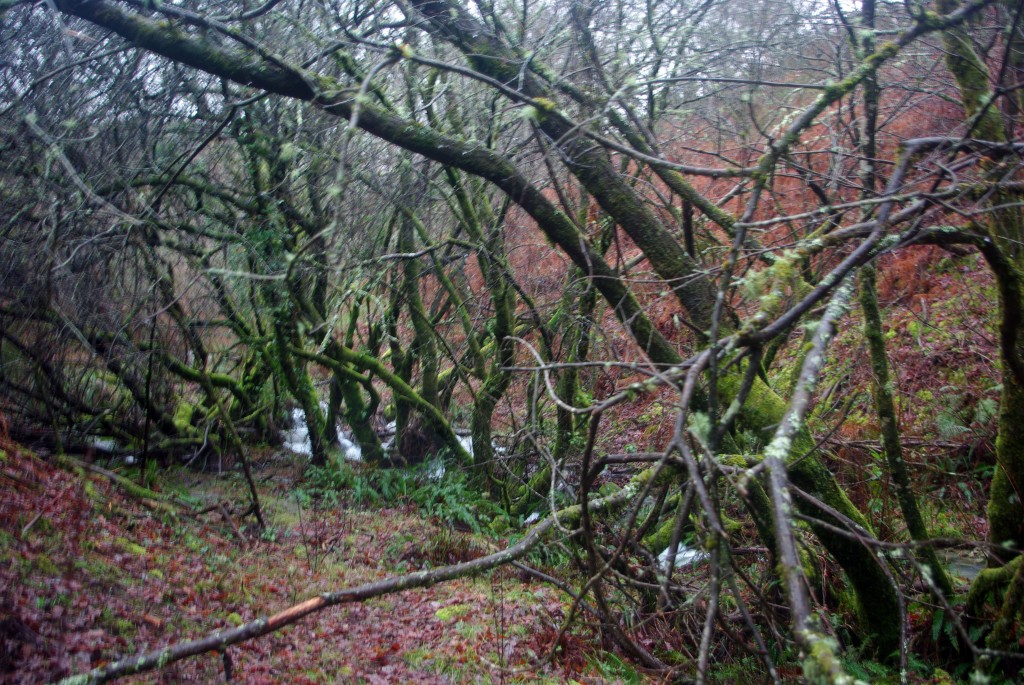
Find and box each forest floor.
[0,247,1002,685]
[0,434,987,685]
[0,445,646,685]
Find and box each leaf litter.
[0,445,600,684]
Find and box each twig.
[21,482,76,537]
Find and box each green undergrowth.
[304,458,508,534]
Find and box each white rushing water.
[658,544,709,571]
[284,410,485,471]
[90,436,137,464]
[282,407,313,456]
[89,437,118,453]
[284,412,524,486]
[282,406,362,462]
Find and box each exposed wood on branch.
[56,475,647,684]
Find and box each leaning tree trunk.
[939,0,1024,654]
[408,0,901,653]
[854,0,955,598]
[938,0,1024,563]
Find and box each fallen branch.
[55,470,653,684]
[53,454,186,515]
[217,502,247,544]
[193,500,228,516]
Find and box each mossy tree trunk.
[329,352,385,465]
[717,367,901,655]
[938,0,1024,569]
[387,158,445,463]
[853,0,955,598]
[467,205,516,481]
[934,0,1024,658]
[552,269,600,464]
[273,312,334,467]
[859,266,955,596]
[552,212,611,464]
[288,281,387,465]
